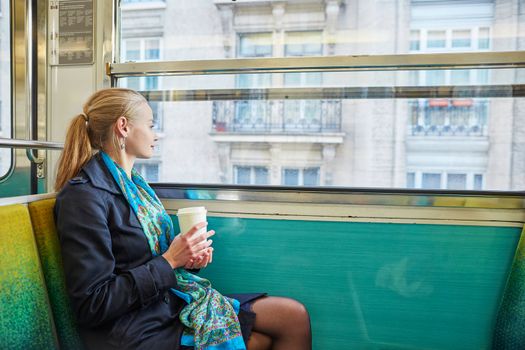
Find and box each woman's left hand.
[185,247,213,270]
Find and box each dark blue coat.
[55,153,187,349]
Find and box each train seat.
[28,198,83,350]
[0,203,59,349]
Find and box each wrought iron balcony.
[409,99,488,136]
[212,100,342,133]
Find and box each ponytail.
[54,88,148,191]
[54,114,93,191]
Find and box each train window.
[0,0,10,179]
[116,0,525,191]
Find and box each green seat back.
[28,198,83,350]
[493,226,525,348]
[0,204,58,349]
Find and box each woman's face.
[126,102,157,159]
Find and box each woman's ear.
[114,116,129,138]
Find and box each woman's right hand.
[162,222,215,269]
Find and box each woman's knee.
[279,298,310,327]
[252,296,310,331]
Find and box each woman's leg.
[247,331,272,350]
[248,296,311,350]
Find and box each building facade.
[120,0,525,191]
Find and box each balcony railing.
[212,100,342,133]
[409,99,488,136]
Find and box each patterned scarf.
[100,152,246,350]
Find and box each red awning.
[451,99,473,107]
[429,99,449,107]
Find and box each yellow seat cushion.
[0,204,58,349]
[28,198,82,350]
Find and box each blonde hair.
[54,88,148,191]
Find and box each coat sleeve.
[55,185,178,328]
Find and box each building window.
[474,174,483,190]
[283,169,300,186]
[285,31,323,57]
[282,167,320,186]
[238,33,272,57]
[125,40,141,61]
[410,30,420,51]
[450,70,470,85]
[414,27,491,52]
[427,30,446,49]
[121,76,163,130]
[447,173,467,190]
[422,173,441,189]
[145,40,160,60]
[407,172,415,188]
[409,172,484,190]
[284,32,323,130]
[237,33,272,89]
[123,37,161,62]
[478,27,490,49]
[135,163,160,182]
[303,168,320,186]
[477,69,489,84]
[426,70,446,85]
[234,166,269,185]
[451,29,471,48]
[121,40,163,129]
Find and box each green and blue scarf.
[101,152,245,350]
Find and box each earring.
[120,137,126,150]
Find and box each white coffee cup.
[176,206,207,239]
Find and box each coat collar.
[81,152,123,196]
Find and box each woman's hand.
[162,222,215,269]
[185,247,214,270]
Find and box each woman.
[54,88,311,350]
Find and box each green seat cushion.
[0,204,58,349]
[28,198,83,350]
